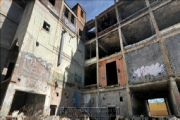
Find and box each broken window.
[85,42,96,60]
[43,21,50,32]
[108,107,116,120]
[49,0,55,6]
[81,9,83,18]
[64,8,69,18]
[71,15,75,24]
[106,61,118,86]
[9,91,45,116]
[85,63,97,86]
[50,105,57,115]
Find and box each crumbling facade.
[0,0,180,119]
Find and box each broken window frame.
[43,21,50,32]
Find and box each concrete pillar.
[169,77,180,116]
[0,83,15,117]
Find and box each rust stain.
[99,55,127,87]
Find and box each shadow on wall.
[0,0,26,109]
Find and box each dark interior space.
[9,91,45,116]
[130,82,173,116]
[97,9,117,33]
[177,80,180,93]
[122,15,155,46]
[85,42,96,60]
[85,64,97,86]
[4,63,15,80]
[98,31,120,59]
[106,61,118,86]
[153,0,180,31]
[49,0,55,6]
[13,0,27,8]
[50,105,57,115]
[108,107,116,120]
[85,20,96,41]
[118,0,146,21]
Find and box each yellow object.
[149,102,169,116]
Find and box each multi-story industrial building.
[0,0,180,119]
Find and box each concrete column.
[145,0,173,76]
[43,85,51,116]
[169,77,180,116]
[0,83,15,117]
[114,0,133,116]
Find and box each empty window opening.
[85,42,96,60]
[4,63,15,80]
[79,29,82,36]
[98,31,121,59]
[71,15,75,24]
[97,10,117,33]
[106,61,118,86]
[153,1,180,31]
[13,0,27,8]
[148,98,169,117]
[49,0,55,6]
[50,105,57,115]
[120,96,123,102]
[64,8,69,18]
[118,0,146,21]
[85,21,96,40]
[108,107,116,120]
[122,15,155,47]
[43,21,50,32]
[81,10,83,18]
[85,64,97,86]
[9,91,45,116]
[56,92,59,97]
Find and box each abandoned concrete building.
[0,0,180,119]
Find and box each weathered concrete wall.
[99,55,127,87]
[164,33,180,77]
[125,42,168,84]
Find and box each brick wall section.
[164,33,180,77]
[125,42,168,84]
[99,55,127,87]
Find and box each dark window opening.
[85,42,96,60]
[71,15,75,24]
[64,8,69,18]
[81,10,83,18]
[79,29,82,36]
[85,64,97,86]
[108,107,116,120]
[98,31,121,59]
[50,105,57,115]
[13,0,27,8]
[120,96,123,102]
[43,21,50,32]
[4,63,15,80]
[49,0,55,6]
[9,91,45,116]
[56,92,59,97]
[106,61,118,86]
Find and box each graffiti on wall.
[133,63,165,77]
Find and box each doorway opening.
[9,91,45,116]
[108,107,116,120]
[106,61,118,86]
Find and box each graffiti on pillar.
[133,63,165,77]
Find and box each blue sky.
[65,0,114,22]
